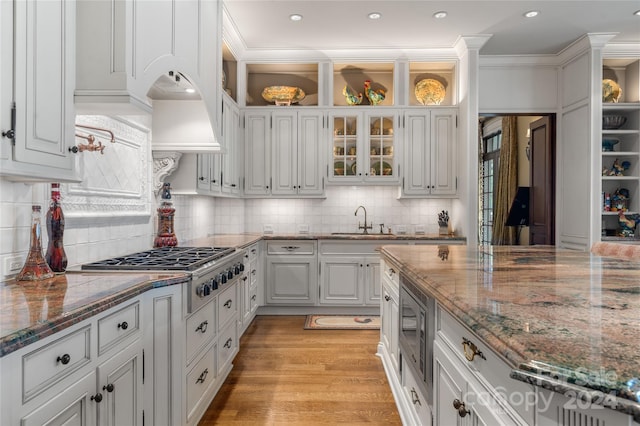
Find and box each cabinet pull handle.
[196,368,209,384]
[57,354,71,365]
[224,299,233,308]
[252,269,257,275]
[103,383,115,393]
[462,337,486,361]
[117,321,128,330]
[384,295,391,301]
[453,399,470,417]
[389,268,395,275]
[243,276,248,281]
[251,295,257,301]
[91,393,103,403]
[410,388,421,406]
[224,338,233,348]
[195,320,208,333]
[283,246,300,251]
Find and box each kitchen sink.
[330,232,395,236]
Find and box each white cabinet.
[380,259,400,374]
[265,240,318,305]
[221,95,243,195]
[0,0,78,182]
[319,241,402,307]
[329,109,400,184]
[244,109,325,197]
[96,342,143,426]
[402,108,458,197]
[240,243,260,334]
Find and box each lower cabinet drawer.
[22,325,91,402]
[185,300,216,364]
[402,358,432,426]
[186,343,217,423]
[217,321,238,373]
[97,301,140,356]
[266,240,316,255]
[217,285,237,331]
[436,306,535,424]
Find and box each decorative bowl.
[602,138,619,152]
[261,86,305,106]
[415,78,446,105]
[602,115,627,130]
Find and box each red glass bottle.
[45,183,68,273]
[17,205,55,281]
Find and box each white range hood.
[151,99,223,153]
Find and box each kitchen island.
[380,244,640,424]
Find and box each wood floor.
[198,315,402,425]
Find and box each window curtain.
[491,116,518,245]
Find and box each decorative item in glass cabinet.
[343,85,363,105]
[261,86,305,106]
[602,79,622,103]
[17,205,55,281]
[602,115,627,130]
[415,78,446,105]
[363,80,386,106]
[45,183,67,273]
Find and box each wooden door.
[529,116,555,245]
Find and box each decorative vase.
[154,182,178,247]
[45,183,68,273]
[17,205,55,281]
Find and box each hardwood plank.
[199,315,401,425]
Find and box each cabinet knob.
[384,295,391,301]
[91,393,103,403]
[117,321,128,330]
[224,299,233,309]
[57,354,71,365]
[2,129,15,139]
[103,383,115,393]
[211,179,217,183]
[199,176,205,181]
[453,399,470,417]
[224,338,233,348]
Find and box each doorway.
[478,114,556,246]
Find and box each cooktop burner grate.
[81,246,236,271]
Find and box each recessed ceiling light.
[185,88,196,94]
[433,11,448,19]
[289,14,303,21]
[634,9,640,16]
[368,12,382,20]
[524,10,539,18]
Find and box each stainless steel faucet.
[355,205,372,234]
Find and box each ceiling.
[223,0,640,56]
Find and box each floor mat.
[304,314,380,330]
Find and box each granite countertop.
[0,272,189,357]
[236,232,465,241]
[380,244,640,420]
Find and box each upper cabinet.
[1,0,79,182]
[600,58,640,241]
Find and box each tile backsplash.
[0,116,452,279]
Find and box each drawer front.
[436,306,535,424]
[266,240,316,255]
[186,300,216,364]
[247,243,259,261]
[23,325,91,402]
[186,343,217,423]
[98,302,140,356]
[217,284,237,331]
[217,321,238,373]
[381,258,400,288]
[402,357,432,426]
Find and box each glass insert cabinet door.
[330,111,397,183]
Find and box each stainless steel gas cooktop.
[81,246,236,272]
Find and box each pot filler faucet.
[355,205,373,234]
